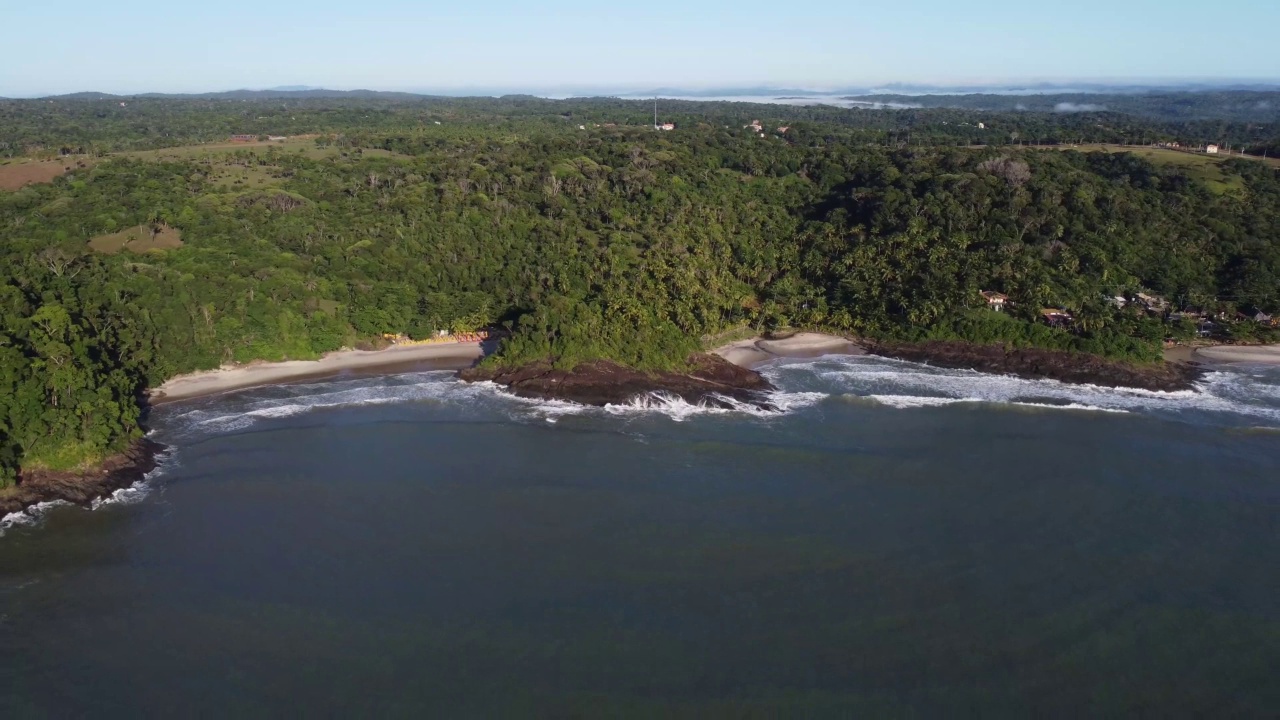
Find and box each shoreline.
[713,332,866,368]
[1,439,164,520]
[150,340,492,404]
[6,334,1275,524]
[1189,344,1280,366]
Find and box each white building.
[1206,144,1220,154]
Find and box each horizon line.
[6,77,1280,100]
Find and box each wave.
[603,390,827,422]
[0,500,70,538]
[150,354,1280,439]
[153,368,835,435]
[767,356,1280,426]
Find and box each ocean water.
[2,355,1278,716]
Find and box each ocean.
[2,355,1278,716]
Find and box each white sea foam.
[156,368,833,434]
[601,390,827,422]
[865,395,975,409]
[768,355,1280,425]
[90,483,152,510]
[152,354,1280,436]
[0,500,70,537]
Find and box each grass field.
[89,224,184,254]
[1036,144,1279,194]
[0,159,85,191]
[118,137,407,163]
[117,138,408,191]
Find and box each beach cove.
[3,346,1278,715]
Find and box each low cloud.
[1014,103,1028,111]
[1054,102,1105,113]
[1256,100,1272,109]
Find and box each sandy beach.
[1193,344,1280,365]
[151,341,488,403]
[715,332,865,368]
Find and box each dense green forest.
[2,96,1279,482]
[5,92,1280,158]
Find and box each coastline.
[1190,344,1280,365]
[713,332,866,368]
[1,438,164,519]
[6,334,1273,523]
[150,340,491,403]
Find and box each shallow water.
[2,356,1278,715]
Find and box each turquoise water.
[2,356,1278,716]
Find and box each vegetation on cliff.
[1,95,1279,480]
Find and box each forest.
[2,94,1279,482]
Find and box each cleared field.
[118,137,407,162]
[0,159,83,191]
[1037,144,1278,194]
[117,138,409,191]
[89,224,184,254]
[119,136,327,161]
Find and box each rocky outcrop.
[458,354,776,408]
[1,439,164,517]
[867,340,1203,392]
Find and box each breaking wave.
[152,370,831,436]
[146,353,1280,442]
[765,355,1280,427]
[604,390,827,422]
[0,500,71,538]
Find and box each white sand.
[151,342,486,402]
[715,332,865,369]
[1194,344,1280,365]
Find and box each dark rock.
[458,354,776,408]
[867,340,1202,392]
[1,438,164,517]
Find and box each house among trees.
[229,134,256,142]
[658,122,675,131]
[1135,292,1169,313]
[1040,308,1073,327]
[1206,144,1220,154]
[980,290,1009,311]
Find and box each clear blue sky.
[2,0,1277,96]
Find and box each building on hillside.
[1040,308,1073,327]
[659,122,675,131]
[1255,311,1274,325]
[1206,144,1220,154]
[977,122,986,130]
[1106,294,1128,308]
[229,134,256,142]
[267,136,287,141]
[980,290,1009,311]
[777,126,790,133]
[1135,292,1169,313]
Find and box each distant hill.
[37,88,437,101]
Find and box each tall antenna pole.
[654,97,658,129]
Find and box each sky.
[2,0,1278,96]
